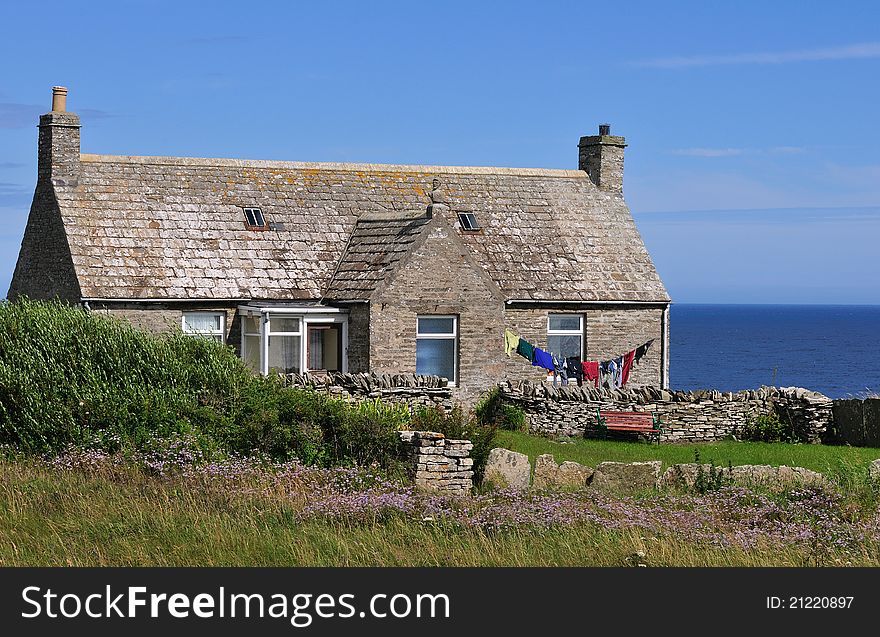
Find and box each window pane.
[417,317,455,335]
[549,315,581,332]
[184,313,222,332]
[416,338,455,381]
[268,335,301,374]
[547,335,581,360]
[307,326,341,372]
[244,334,261,372]
[270,316,301,333]
[243,315,261,336]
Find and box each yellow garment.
[504,329,519,357]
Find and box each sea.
[670,304,880,399]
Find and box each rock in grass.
[592,461,662,494]
[484,448,531,490]
[533,454,593,490]
[869,459,880,482]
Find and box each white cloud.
[635,42,880,69]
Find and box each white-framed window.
[416,315,458,385]
[241,314,262,372]
[239,307,349,376]
[267,315,302,375]
[182,312,225,343]
[547,314,583,360]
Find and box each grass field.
[2,455,879,567]
[496,430,880,480]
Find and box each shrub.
[690,449,732,493]
[0,299,252,455]
[0,299,408,474]
[741,410,796,443]
[474,386,526,431]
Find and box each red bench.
[595,409,661,444]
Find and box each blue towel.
[531,347,555,371]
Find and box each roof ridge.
[79,153,588,178]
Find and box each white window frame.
[181,311,226,343]
[416,315,458,386]
[264,314,303,376]
[546,313,583,359]
[238,306,348,376]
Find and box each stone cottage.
[9,87,671,398]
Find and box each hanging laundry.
[599,360,611,389]
[621,350,636,386]
[516,338,535,362]
[634,339,654,363]
[613,356,624,388]
[604,358,620,389]
[581,361,600,388]
[566,356,584,386]
[532,347,555,372]
[504,329,520,357]
[552,354,568,386]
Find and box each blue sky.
[1,0,878,303]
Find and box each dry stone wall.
[282,371,454,412]
[499,382,832,444]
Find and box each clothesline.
[503,328,655,390]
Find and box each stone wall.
[7,182,82,302]
[500,382,833,444]
[369,218,506,401]
[398,431,474,494]
[501,305,665,389]
[283,371,454,412]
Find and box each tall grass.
[2,459,878,566]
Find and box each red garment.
[581,361,600,388]
[620,350,636,386]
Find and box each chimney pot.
[51,86,68,112]
[599,123,610,136]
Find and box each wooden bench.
[595,409,661,444]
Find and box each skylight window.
[243,207,266,229]
[457,212,480,231]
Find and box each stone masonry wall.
[92,305,240,350]
[369,219,506,401]
[283,371,454,412]
[7,183,82,302]
[502,306,664,389]
[500,382,832,444]
[398,431,474,494]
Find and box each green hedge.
[0,299,405,471]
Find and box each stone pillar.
[399,431,474,494]
[578,124,626,194]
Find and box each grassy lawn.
[497,429,880,478]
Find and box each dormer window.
[243,206,267,230]
[457,212,480,231]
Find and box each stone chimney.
[578,123,626,194]
[38,86,80,183]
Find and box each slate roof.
[324,210,432,301]
[53,154,670,303]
